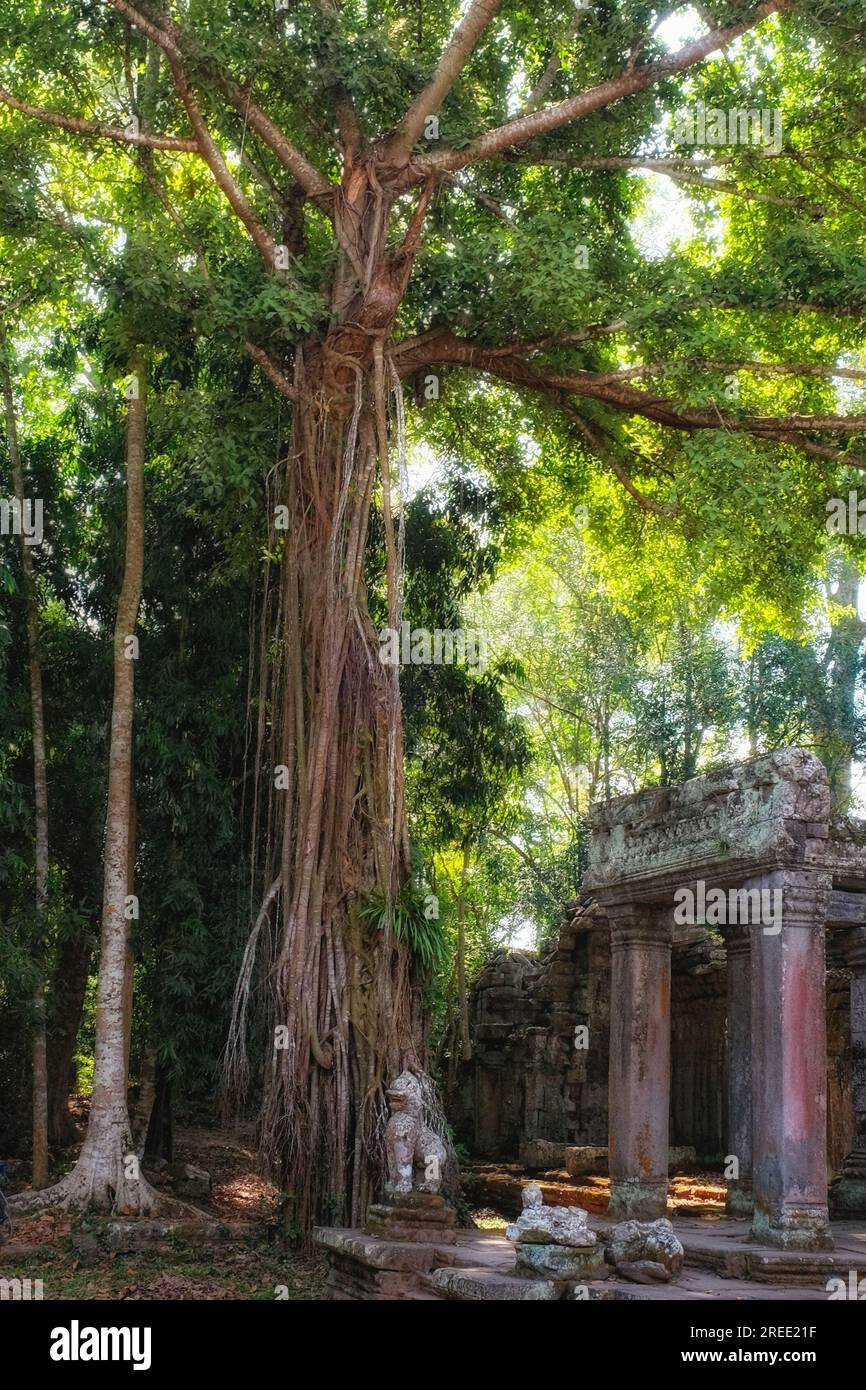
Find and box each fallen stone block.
[506,1182,595,1247]
[616,1260,673,1284]
[668,1146,698,1176]
[519,1139,568,1171]
[515,1242,608,1280]
[562,1145,698,1179]
[604,1217,684,1283]
[564,1146,609,1178]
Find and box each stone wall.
[828,969,854,1175]
[670,961,726,1162]
[457,908,854,1175]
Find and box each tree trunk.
[13,352,160,1215]
[1,335,50,1189]
[122,773,137,1085]
[824,557,865,810]
[225,170,449,1237]
[241,374,420,1230]
[66,351,154,1210]
[457,840,473,1063]
[131,1048,156,1156]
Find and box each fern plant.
[357,883,447,971]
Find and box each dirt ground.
[1,1124,326,1300]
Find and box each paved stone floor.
[427,1216,866,1300]
[317,1211,866,1300]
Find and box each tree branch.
[520,154,789,171]
[414,1,788,175]
[0,86,197,151]
[609,360,866,384]
[387,0,504,162]
[396,327,866,467]
[103,0,332,201]
[243,342,297,399]
[393,292,866,372]
[164,55,281,270]
[312,0,364,156]
[651,165,823,214]
[556,399,680,517]
[517,6,589,116]
[507,149,827,209]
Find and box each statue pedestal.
[365,1191,457,1244]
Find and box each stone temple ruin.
[317,750,866,1298]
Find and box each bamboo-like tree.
[13,353,156,1213]
[1,331,50,1189]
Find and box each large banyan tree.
[2,0,865,1229]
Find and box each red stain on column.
[786,951,814,1144]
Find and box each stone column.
[831,925,866,1215]
[724,923,753,1217]
[607,906,672,1220]
[749,870,833,1249]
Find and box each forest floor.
[1,1123,326,1300]
[7,1126,725,1299]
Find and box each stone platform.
[365,1192,456,1244]
[314,1213,866,1300]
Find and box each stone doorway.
[456,749,866,1251]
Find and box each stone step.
[316,1217,866,1300]
[425,1265,562,1300]
[426,1263,835,1301]
[679,1228,866,1287]
[587,1272,834,1301]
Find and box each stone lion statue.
[384,1071,447,1197]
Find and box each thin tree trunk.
[68,351,154,1209]
[1,333,50,1189]
[457,840,473,1063]
[122,772,137,1085]
[825,557,866,810]
[143,1061,173,1164]
[13,351,162,1215]
[747,651,758,757]
[131,1048,156,1157]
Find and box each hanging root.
[224,349,441,1238]
[416,1069,459,1200]
[224,874,283,1107]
